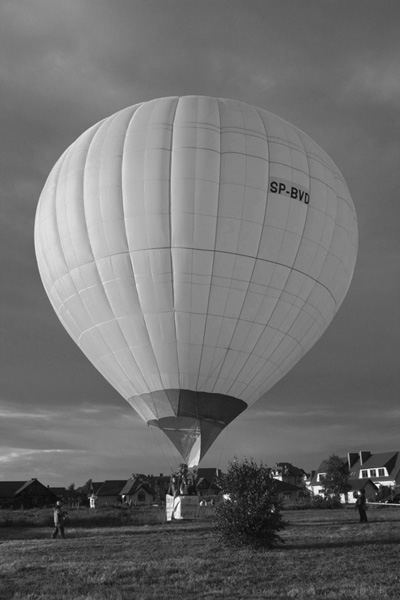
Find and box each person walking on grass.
[51,500,68,539]
[355,489,368,523]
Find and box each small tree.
[321,454,351,502]
[214,457,285,549]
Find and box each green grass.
[0,505,169,529]
[1,506,400,599]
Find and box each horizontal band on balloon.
[131,388,247,424]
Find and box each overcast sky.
[1,0,399,487]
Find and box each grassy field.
[1,506,400,599]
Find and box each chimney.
[359,451,371,465]
[347,453,359,469]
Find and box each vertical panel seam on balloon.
[122,102,169,407]
[250,122,313,373]
[221,105,270,400]
[206,103,249,395]
[168,97,181,403]
[298,131,339,318]
[224,107,283,402]
[77,116,126,383]
[80,112,137,385]
[230,114,301,403]
[122,103,159,400]
[99,108,152,396]
[56,141,98,347]
[195,97,221,393]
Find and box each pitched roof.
[196,468,222,491]
[349,478,378,492]
[91,482,104,494]
[357,451,399,471]
[0,481,29,498]
[96,480,127,496]
[0,479,59,500]
[274,480,302,492]
[120,476,153,496]
[275,463,307,477]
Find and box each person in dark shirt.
[355,489,368,523]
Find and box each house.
[0,479,59,509]
[347,479,379,503]
[311,450,400,503]
[196,468,222,498]
[90,480,127,507]
[271,463,309,489]
[347,451,400,488]
[273,480,304,503]
[120,475,154,506]
[146,474,171,504]
[87,482,104,508]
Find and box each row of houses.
[1,450,399,509]
[0,468,223,509]
[275,450,400,504]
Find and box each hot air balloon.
[34,96,357,468]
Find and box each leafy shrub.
[310,495,342,509]
[214,457,285,549]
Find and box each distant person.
[355,489,368,523]
[51,501,68,539]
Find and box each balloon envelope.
[35,96,357,466]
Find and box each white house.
[310,450,400,503]
[120,475,154,505]
[90,480,127,507]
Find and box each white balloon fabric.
[35,96,358,467]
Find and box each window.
[137,492,145,502]
[361,467,386,478]
[317,473,326,482]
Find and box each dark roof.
[120,476,153,496]
[357,452,399,471]
[91,482,104,494]
[275,463,307,477]
[349,478,378,492]
[274,480,302,492]
[196,468,222,489]
[0,479,59,500]
[0,481,28,498]
[96,480,127,496]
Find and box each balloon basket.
[166,494,199,521]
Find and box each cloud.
[0,447,82,465]
[0,406,59,420]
